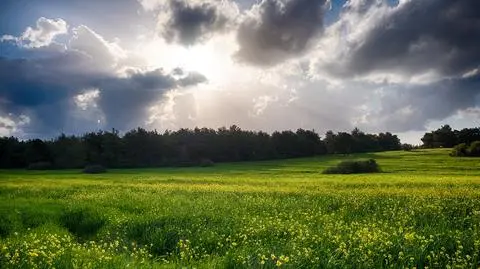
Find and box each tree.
[334,132,355,154]
[432,125,457,148]
[457,128,480,145]
[324,131,336,154]
[421,132,435,148]
[0,137,26,168]
[0,125,406,169]
[296,129,322,156]
[25,139,53,165]
[51,134,85,168]
[378,132,401,151]
[422,125,480,149]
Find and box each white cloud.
[252,95,279,116]
[74,89,100,110]
[0,114,30,136]
[137,0,166,11]
[145,68,374,135]
[69,25,127,70]
[462,68,480,79]
[1,17,68,48]
[0,35,16,42]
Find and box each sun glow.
[140,38,237,85]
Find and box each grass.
[1,149,480,268]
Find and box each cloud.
[97,68,205,130]
[137,0,164,11]
[150,0,239,46]
[69,25,127,71]
[0,18,207,137]
[361,75,480,132]
[321,0,480,81]
[74,89,100,111]
[0,52,104,136]
[235,0,328,66]
[1,17,68,48]
[147,72,371,135]
[147,63,480,137]
[137,0,238,44]
[300,0,480,134]
[0,54,206,136]
[0,113,30,137]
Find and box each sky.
[0,0,479,144]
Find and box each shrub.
[450,143,468,157]
[450,141,480,157]
[83,164,107,174]
[199,158,215,167]
[27,162,53,170]
[402,144,414,151]
[468,141,480,157]
[323,159,381,174]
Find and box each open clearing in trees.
[1,149,480,268]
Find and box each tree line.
[421,125,480,148]
[0,126,402,169]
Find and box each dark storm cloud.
[97,69,206,130]
[0,51,100,136]
[235,0,327,66]
[0,16,206,137]
[161,0,230,45]
[0,54,206,137]
[323,0,480,132]
[332,0,480,78]
[0,54,93,110]
[367,75,480,132]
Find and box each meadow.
[1,149,480,268]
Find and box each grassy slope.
[0,149,480,268]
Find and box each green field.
[1,149,480,268]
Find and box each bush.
[402,144,415,151]
[450,143,468,157]
[451,141,480,157]
[27,162,53,170]
[83,165,107,174]
[323,159,381,174]
[468,141,480,157]
[199,158,215,167]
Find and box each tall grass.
[0,149,480,268]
